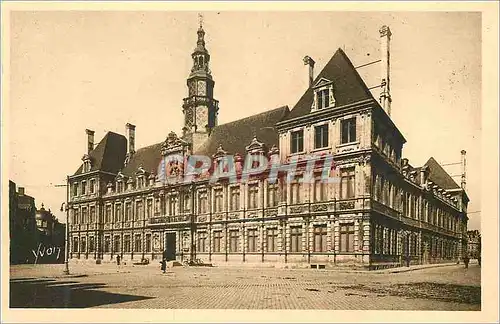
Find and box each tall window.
[183,194,191,213]
[135,201,143,220]
[291,130,304,153]
[213,231,222,252]
[317,88,330,109]
[125,202,132,221]
[114,235,120,253]
[340,168,355,199]
[198,191,208,214]
[89,236,95,253]
[341,118,356,144]
[124,235,131,253]
[104,236,110,253]
[115,204,122,222]
[340,223,355,252]
[290,226,302,252]
[214,189,224,212]
[248,184,259,209]
[89,206,96,223]
[313,177,326,202]
[89,179,95,194]
[145,234,151,252]
[72,237,79,252]
[247,229,258,252]
[73,183,78,197]
[197,232,207,252]
[229,230,239,252]
[81,207,88,224]
[290,177,303,204]
[267,184,278,207]
[81,181,87,195]
[105,205,111,223]
[229,187,240,211]
[314,124,329,149]
[73,209,79,225]
[146,199,152,218]
[80,237,87,253]
[266,228,278,252]
[134,234,141,252]
[169,195,178,216]
[313,225,327,252]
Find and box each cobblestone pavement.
[10,262,481,310]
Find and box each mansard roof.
[285,48,374,121]
[423,157,460,190]
[121,142,163,177]
[74,132,127,175]
[194,105,289,156]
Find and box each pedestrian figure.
[116,255,121,266]
[463,255,470,269]
[478,256,481,266]
[160,258,167,273]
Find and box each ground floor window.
[340,224,354,252]
[80,237,87,253]
[124,235,131,253]
[266,228,278,252]
[104,236,110,253]
[72,237,79,253]
[213,231,222,252]
[134,234,141,253]
[247,229,258,252]
[145,234,151,252]
[290,226,302,252]
[114,235,120,253]
[89,236,95,253]
[314,225,327,252]
[229,230,239,252]
[197,232,207,252]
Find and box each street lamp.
[59,175,70,275]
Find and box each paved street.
[10,262,481,310]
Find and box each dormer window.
[311,78,336,111]
[82,154,92,173]
[317,88,330,109]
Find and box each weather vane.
[198,13,204,28]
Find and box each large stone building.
[67,24,469,269]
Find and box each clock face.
[197,80,206,96]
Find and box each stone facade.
[67,24,469,269]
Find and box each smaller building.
[9,181,38,264]
[35,204,66,263]
[467,230,481,259]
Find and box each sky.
[8,11,481,229]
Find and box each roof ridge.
[216,105,289,127]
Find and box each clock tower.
[182,18,219,152]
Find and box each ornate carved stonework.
[214,213,223,220]
[339,201,355,210]
[247,212,258,218]
[198,216,207,222]
[312,204,328,212]
[290,206,304,214]
[161,131,187,155]
[246,135,266,154]
[265,209,278,217]
[228,213,240,220]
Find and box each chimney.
[461,150,467,190]
[303,55,315,87]
[126,123,136,155]
[379,25,392,116]
[85,129,95,154]
[18,187,25,196]
[420,165,429,189]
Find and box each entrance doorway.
[165,233,176,261]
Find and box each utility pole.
[55,177,70,275]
